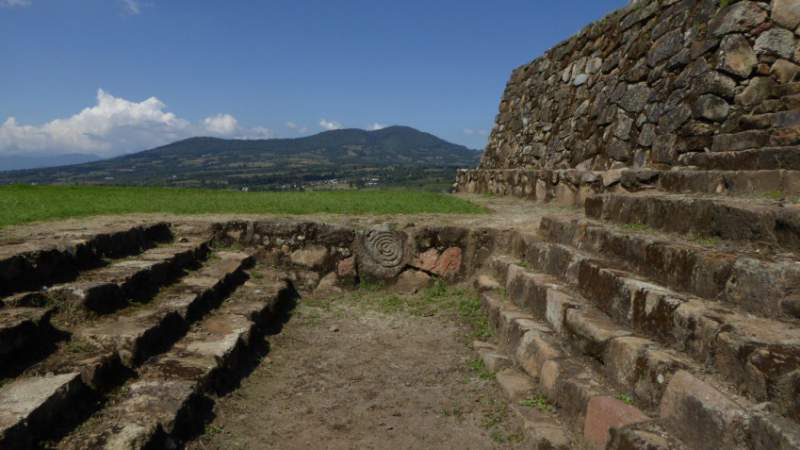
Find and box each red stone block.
[583,396,650,450]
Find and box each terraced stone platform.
[454,166,800,449]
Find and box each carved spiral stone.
[364,230,404,268]
[356,228,408,280]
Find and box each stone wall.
[211,220,508,294]
[479,0,800,171]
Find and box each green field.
[0,185,485,228]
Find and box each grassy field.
[0,184,485,228]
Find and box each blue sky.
[0,0,627,157]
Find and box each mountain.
[0,153,102,172]
[0,126,481,191]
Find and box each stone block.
[659,371,749,450]
[583,396,650,450]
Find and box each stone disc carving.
[364,230,404,268]
[355,229,408,279]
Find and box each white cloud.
[0,89,273,156]
[286,121,308,133]
[319,118,342,131]
[121,0,141,15]
[203,113,238,135]
[0,0,31,8]
[241,126,274,139]
[367,123,386,131]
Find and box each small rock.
[393,269,432,294]
[717,34,757,78]
[772,0,800,30]
[495,368,535,400]
[772,59,800,83]
[755,27,796,59]
[781,296,800,319]
[692,94,731,122]
[314,272,342,297]
[475,274,501,292]
[648,29,684,66]
[329,325,339,333]
[619,83,651,113]
[735,76,776,106]
[584,396,650,450]
[432,247,462,279]
[480,351,512,372]
[412,248,440,272]
[710,1,768,37]
[336,256,356,279]
[290,245,329,269]
[602,169,624,187]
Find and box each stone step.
[772,82,800,98]
[0,222,172,297]
[59,238,210,314]
[585,193,800,252]
[479,291,684,450]
[652,169,800,197]
[456,168,800,206]
[679,147,800,171]
[738,111,800,132]
[474,342,573,450]
[4,237,211,316]
[710,129,800,153]
[0,251,254,448]
[55,270,294,449]
[491,241,800,423]
[0,239,211,375]
[752,94,800,115]
[0,307,56,374]
[482,284,799,450]
[540,215,800,320]
[0,373,85,450]
[495,262,728,410]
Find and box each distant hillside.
[0,126,481,191]
[0,153,102,171]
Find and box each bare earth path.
[188,289,531,450]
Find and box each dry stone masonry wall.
[478,0,800,172]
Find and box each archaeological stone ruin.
[3,0,800,449]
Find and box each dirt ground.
[188,286,531,450]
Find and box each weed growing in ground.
[719,0,741,8]
[519,395,556,413]
[468,358,495,381]
[762,190,785,201]
[440,403,464,420]
[480,397,507,428]
[358,278,385,292]
[616,393,635,405]
[64,337,98,354]
[250,270,264,280]
[205,424,224,436]
[621,222,651,232]
[688,233,721,246]
[457,293,492,340]
[489,429,524,444]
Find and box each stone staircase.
[678,81,800,171]
[472,171,800,449]
[0,223,298,449]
